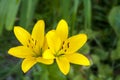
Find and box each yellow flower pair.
[8,19,90,75]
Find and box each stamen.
[67,42,70,48]
[32,38,34,41]
[59,54,64,56]
[64,49,67,52]
[63,41,65,45]
[61,46,63,49]
[28,39,30,43]
[35,40,37,45]
[27,45,29,47]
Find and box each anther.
[27,45,29,47]
[67,42,70,48]
[32,38,34,41]
[63,41,65,45]
[35,40,37,45]
[64,49,67,52]
[28,39,30,43]
[61,46,63,49]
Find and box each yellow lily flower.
[43,19,90,75]
[8,20,53,73]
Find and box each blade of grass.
[19,0,38,29]
[70,0,81,35]
[83,0,92,29]
[5,0,21,31]
[0,0,9,35]
[60,0,71,20]
[108,6,120,38]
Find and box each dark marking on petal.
[64,49,67,52]
[61,46,63,49]
[32,38,34,41]
[63,41,65,45]
[35,40,37,45]
[27,45,29,47]
[48,47,50,49]
[67,42,70,48]
[28,39,30,43]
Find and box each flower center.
[55,41,70,57]
[26,38,42,57]
[27,38,37,49]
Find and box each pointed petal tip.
[56,19,68,41]
[22,58,37,73]
[63,71,69,75]
[8,49,13,57]
[8,48,14,56]
[66,53,91,66]
[37,20,45,25]
[79,33,87,41]
[59,19,67,24]
[60,19,65,21]
[14,26,21,32]
[56,57,70,75]
[22,69,27,73]
[8,48,16,56]
[84,59,91,66]
[81,55,91,66]
[83,34,87,39]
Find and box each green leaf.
[73,74,85,80]
[60,0,71,20]
[111,39,120,60]
[70,0,81,35]
[91,54,100,65]
[108,6,120,37]
[0,0,9,35]
[93,48,108,60]
[19,0,38,29]
[83,0,92,29]
[33,64,49,80]
[79,43,90,54]
[80,29,98,40]
[115,76,120,80]
[5,0,21,31]
[98,64,113,79]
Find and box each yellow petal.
[66,53,90,66]
[43,49,55,59]
[56,19,68,41]
[42,37,48,51]
[56,56,70,75]
[8,46,34,58]
[65,34,87,53]
[14,26,30,46]
[46,30,61,53]
[22,57,37,73]
[32,20,45,48]
[37,57,54,64]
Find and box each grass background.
[0,0,120,80]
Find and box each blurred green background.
[0,0,120,80]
